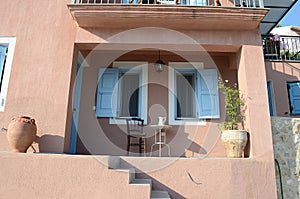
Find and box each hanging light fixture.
[154,50,165,73]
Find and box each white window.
[96,62,148,124]
[118,70,140,118]
[169,62,220,125]
[176,71,197,119]
[0,37,16,112]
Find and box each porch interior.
[70,47,245,157]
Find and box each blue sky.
[280,0,300,27]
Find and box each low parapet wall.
[0,152,276,199]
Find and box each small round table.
[149,124,171,157]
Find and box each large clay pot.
[7,116,37,153]
[221,130,248,158]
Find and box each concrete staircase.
[107,156,170,199]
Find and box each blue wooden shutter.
[197,69,220,118]
[267,82,274,116]
[0,45,7,89]
[96,68,119,117]
[288,82,300,115]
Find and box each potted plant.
[219,80,248,158]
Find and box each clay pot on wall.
[7,116,37,153]
[221,130,248,158]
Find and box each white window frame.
[168,62,206,126]
[0,37,16,112]
[109,62,148,125]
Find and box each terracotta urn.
[7,116,37,153]
[221,130,248,158]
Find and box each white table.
[150,125,171,157]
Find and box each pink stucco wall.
[0,0,76,152]
[0,153,151,199]
[0,1,277,198]
[0,152,277,199]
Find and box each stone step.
[130,178,152,187]
[151,190,171,199]
[114,168,135,183]
[108,156,121,169]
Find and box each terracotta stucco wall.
[0,152,277,199]
[266,61,300,117]
[0,0,76,152]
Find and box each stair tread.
[151,190,170,199]
[131,178,152,185]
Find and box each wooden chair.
[126,118,146,156]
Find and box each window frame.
[117,68,142,118]
[168,62,207,126]
[174,69,197,120]
[109,62,148,125]
[0,37,16,112]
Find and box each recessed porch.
[69,46,244,157]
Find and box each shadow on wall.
[121,160,186,199]
[0,132,64,153]
[35,135,64,153]
[75,122,208,157]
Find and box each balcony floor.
[68,4,268,30]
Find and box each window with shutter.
[96,62,147,124]
[169,63,220,125]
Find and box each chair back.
[126,118,144,136]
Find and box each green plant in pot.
[219,79,248,158]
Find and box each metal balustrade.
[71,0,264,7]
[263,35,300,61]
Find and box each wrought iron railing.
[71,0,264,7]
[263,35,300,61]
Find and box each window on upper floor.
[0,37,16,112]
[287,81,300,115]
[96,62,148,124]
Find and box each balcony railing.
[71,0,263,8]
[263,35,300,61]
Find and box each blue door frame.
[70,52,84,154]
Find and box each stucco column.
[237,45,274,159]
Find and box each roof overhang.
[260,0,298,35]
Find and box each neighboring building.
[0,0,299,198]
[264,25,300,199]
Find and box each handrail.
[262,35,300,61]
[71,0,263,7]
